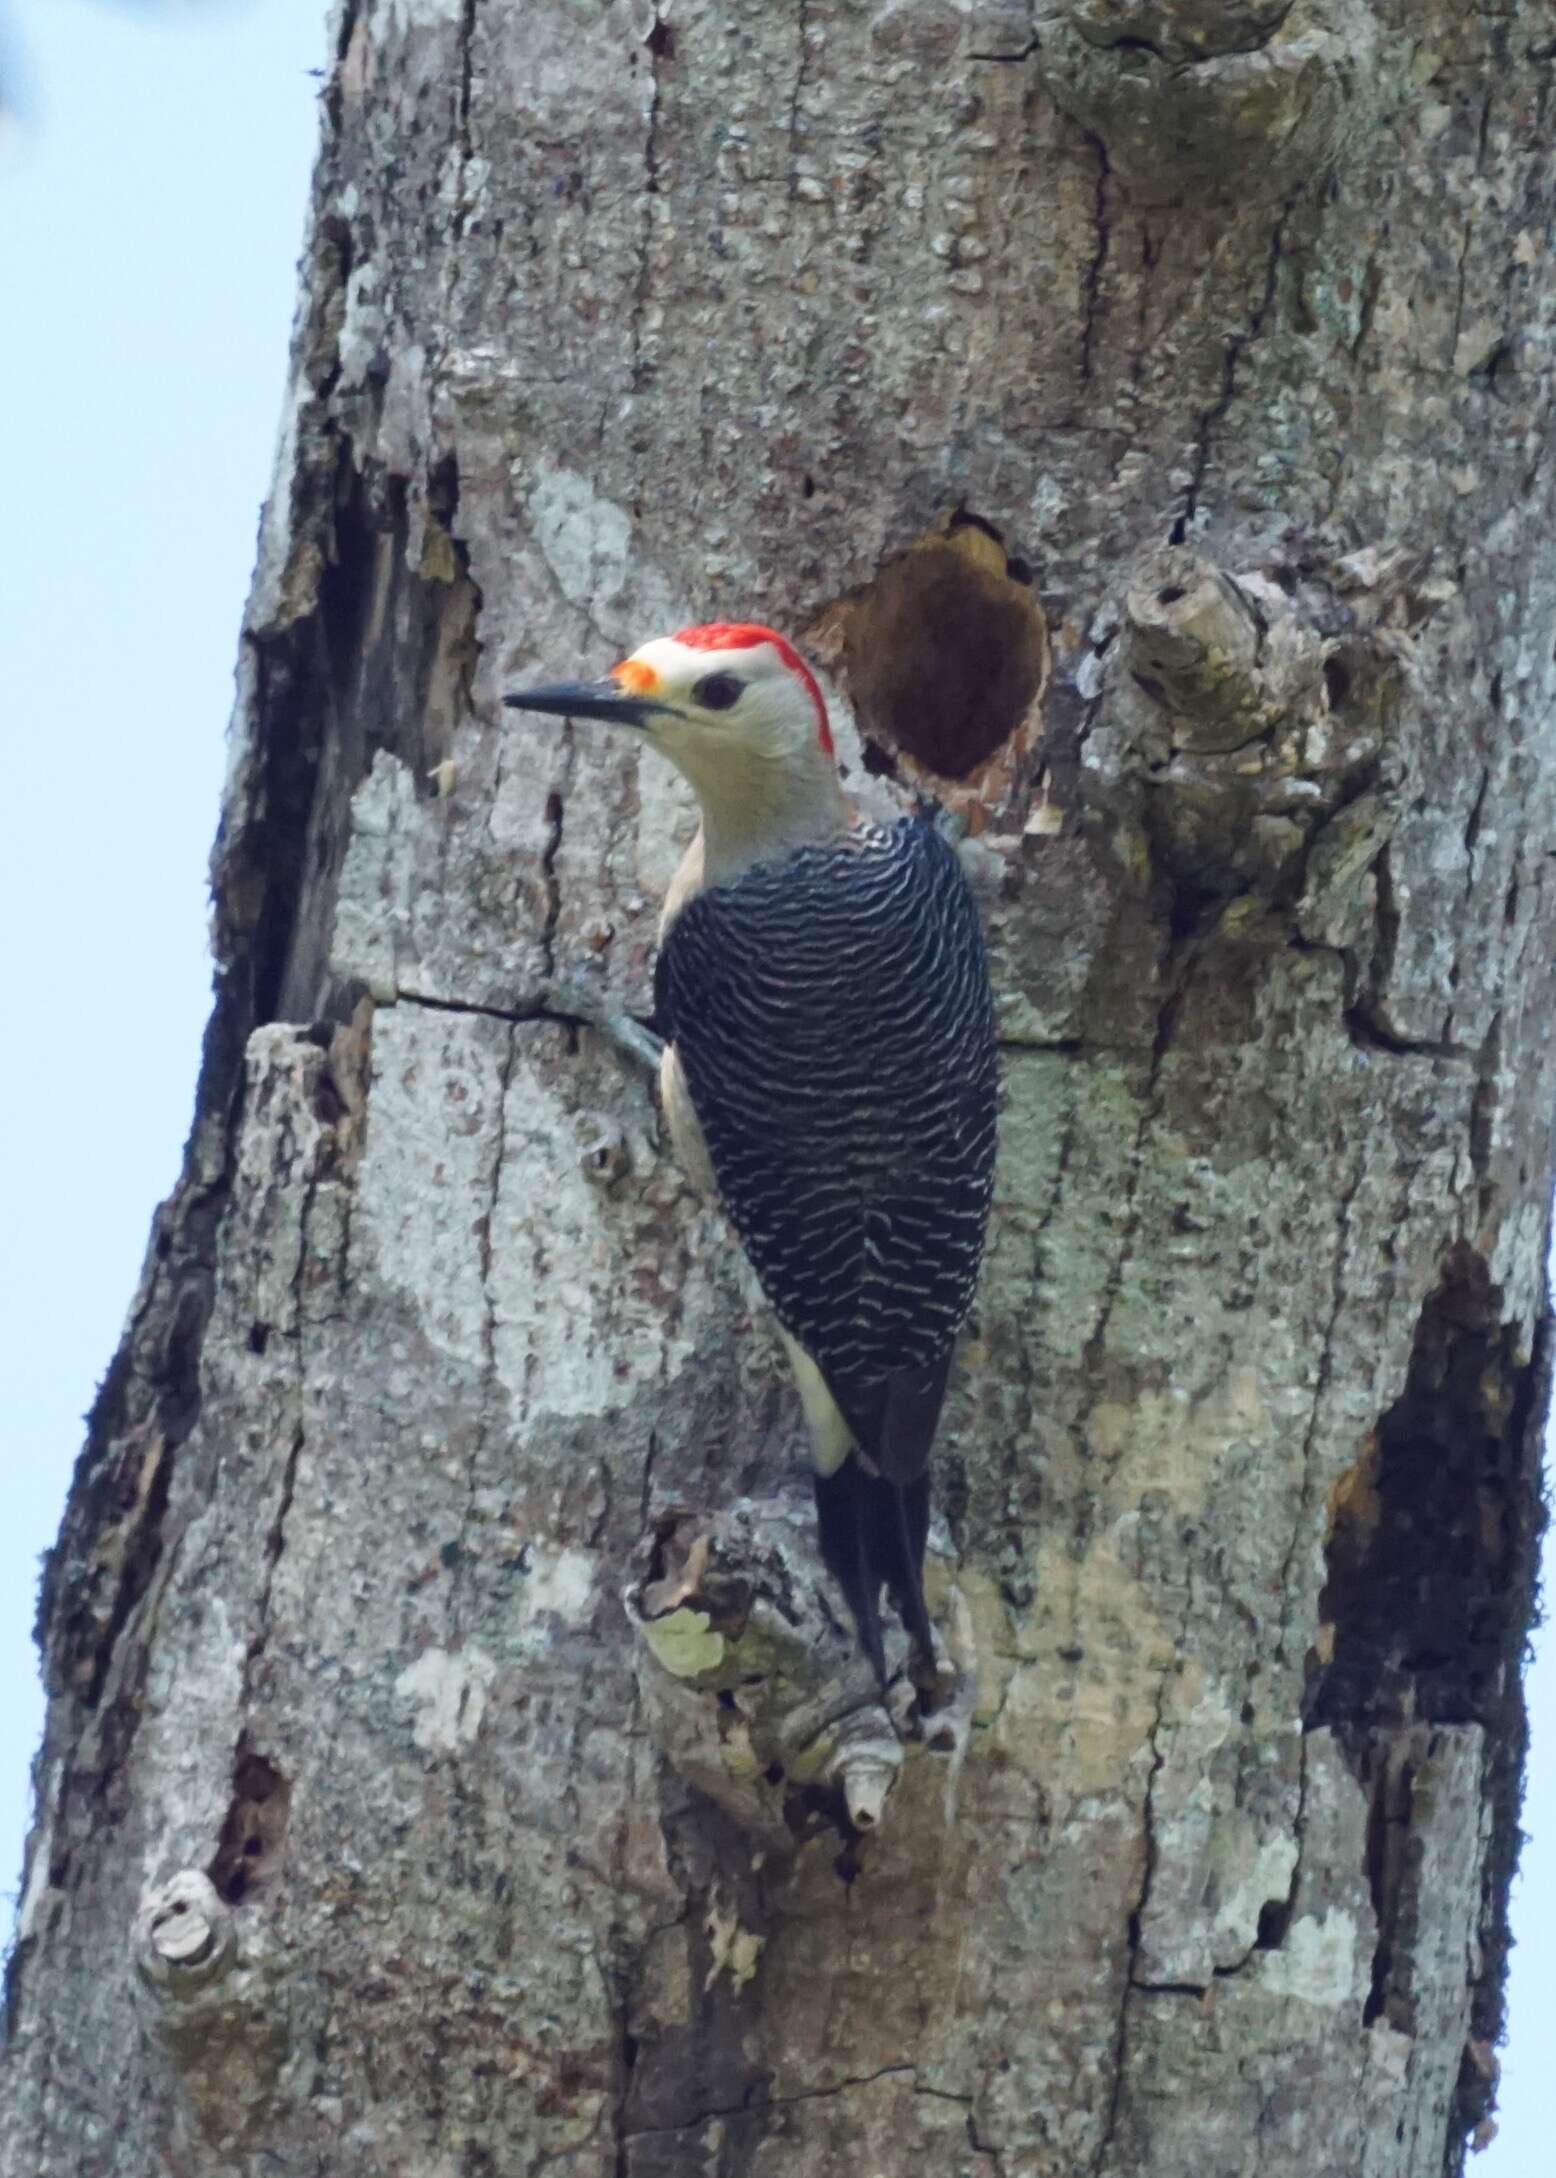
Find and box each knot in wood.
[1125,548,1265,751]
[575,1112,631,1186]
[1104,543,1410,906]
[1036,0,1388,205]
[134,1871,237,1998]
[1065,1,1293,66]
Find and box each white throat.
[687,739,851,886]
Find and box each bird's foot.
[901,1592,977,1776]
[534,973,664,1079]
[909,1623,959,1717]
[884,1628,955,1742]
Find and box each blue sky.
[0,3,1548,2165]
[0,0,323,1965]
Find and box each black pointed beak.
[502,679,664,731]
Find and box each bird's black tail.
[813,1462,933,1684]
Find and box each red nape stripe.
[674,621,834,754]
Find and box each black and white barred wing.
[655,813,997,1464]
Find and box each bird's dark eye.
[693,672,744,711]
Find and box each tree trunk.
[6,3,1553,2173]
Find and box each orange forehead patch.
[611,658,661,697]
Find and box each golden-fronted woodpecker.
[505,624,997,1681]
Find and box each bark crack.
[452,1015,518,1629]
[1349,239,1384,365]
[1082,962,1180,1372]
[623,2062,932,2141]
[455,0,479,215]
[246,1091,329,1674]
[1341,839,1464,1053]
[434,1,480,395]
[457,0,478,141]
[638,1427,662,1532]
[1078,131,1111,385]
[1274,1147,1365,1674]
[253,1426,307,1663]
[399,989,543,1025]
[1469,1008,1504,1226]
[1095,1661,1171,2172]
[996,1032,1084,1053]
[1445,759,1493,1040]
[1132,1673,1171,1951]
[1036,1105,1077,1250]
[540,778,566,978]
[393,987,661,1057]
[1343,1013,1473,1063]
[212,1068,334,1912]
[786,0,813,200]
[1449,89,1495,368]
[1209,1726,1310,1981]
[629,13,664,394]
[1172,197,1296,542]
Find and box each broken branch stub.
[627,1500,979,1840]
[1108,542,1407,905]
[134,1871,237,2000]
[132,1869,288,2153]
[1125,549,1270,751]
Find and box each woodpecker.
[504,624,997,1682]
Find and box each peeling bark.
[5,3,1555,2175]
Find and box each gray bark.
[5,2,1554,2174]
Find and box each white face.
[611,630,833,786]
